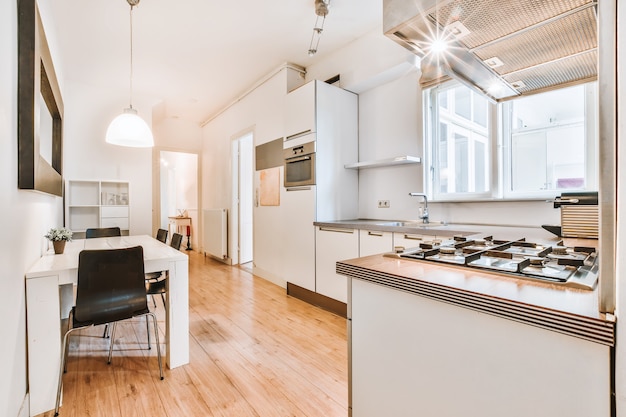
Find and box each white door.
[232,132,254,265]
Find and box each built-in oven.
[284,141,315,187]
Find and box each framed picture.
[18,0,63,196]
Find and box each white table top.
[26,235,188,280]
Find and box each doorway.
[232,132,254,265]
[158,151,199,249]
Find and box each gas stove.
[385,236,599,290]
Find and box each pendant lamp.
[106,0,154,147]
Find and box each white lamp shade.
[105,109,154,147]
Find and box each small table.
[168,216,192,237]
[25,235,190,416]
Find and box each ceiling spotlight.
[308,0,330,56]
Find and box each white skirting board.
[203,209,227,259]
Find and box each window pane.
[473,94,488,128]
[474,140,486,192]
[454,134,469,193]
[454,87,471,120]
[510,84,586,192]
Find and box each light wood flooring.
[39,251,348,417]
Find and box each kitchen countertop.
[315,218,564,242]
[327,219,614,346]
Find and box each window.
[428,83,491,199]
[425,81,597,201]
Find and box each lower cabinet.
[393,232,434,250]
[359,229,393,256]
[315,226,359,303]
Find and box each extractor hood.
[383,0,598,101]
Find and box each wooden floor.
[40,251,348,417]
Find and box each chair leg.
[150,294,157,308]
[56,326,79,416]
[160,293,166,310]
[148,312,164,380]
[145,315,151,350]
[102,323,109,338]
[107,322,117,364]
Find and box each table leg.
[26,274,62,416]
[165,258,189,368]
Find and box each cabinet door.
[282,186,316,292]
[393,232,435,251]
[285,81,316,141]
[316,226,359,303]
[359,230,393,257]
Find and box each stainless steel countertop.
[314,219,564,242]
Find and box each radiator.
[203,209,228,259]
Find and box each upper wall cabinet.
[285,81,316,146]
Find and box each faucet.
[409,192,429,224]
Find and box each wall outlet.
[378,200,390,208]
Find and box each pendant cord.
[129,4,134,109]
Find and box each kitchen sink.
[375,221,445,227]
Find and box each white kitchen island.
[338,254,615,417]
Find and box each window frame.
[424,81,598,202]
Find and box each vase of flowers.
[45,227,73,254]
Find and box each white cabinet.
[282,80,358,301]
[65,180,130,237]
[285,81,316,146]
[351,278,611,417]
[282,186,317,292]
[393,232,435,251]
[316,226,359,303]
[359,230,393,257]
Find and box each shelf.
[344,156,421,169]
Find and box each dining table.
[25,235,190,416]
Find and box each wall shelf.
[344,156,421,169]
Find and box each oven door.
[284,152,315,187]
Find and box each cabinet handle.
[285,129,313,141]
[319,227,354,234]
[286,186,311,192]
[368,231,383,237]
[403,234,423,240]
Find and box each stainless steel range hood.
[383,0,598,101]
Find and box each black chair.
[155,228,168,244]
[86,226,123,338]
[85,227,121,239]
[146,233,183,307]
[54,246,163,416]
[138,233,184,350]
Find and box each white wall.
[1,3,64,416]
[201,69,289,283]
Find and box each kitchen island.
[335,223,614,417]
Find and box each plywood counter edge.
[337,255,615,346]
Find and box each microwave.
[284,141,316,187]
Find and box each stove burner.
[439,247,457,256]
[551,246,568,255]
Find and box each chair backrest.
[156,228,168,243]
[170,233,183,250]
[85,227,122,239]
[74,246,148,326]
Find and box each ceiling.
[45,0,382,124]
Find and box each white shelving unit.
[65,180,130,237]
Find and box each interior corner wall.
[1,3,64,417]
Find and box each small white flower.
[45,227,73,242]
